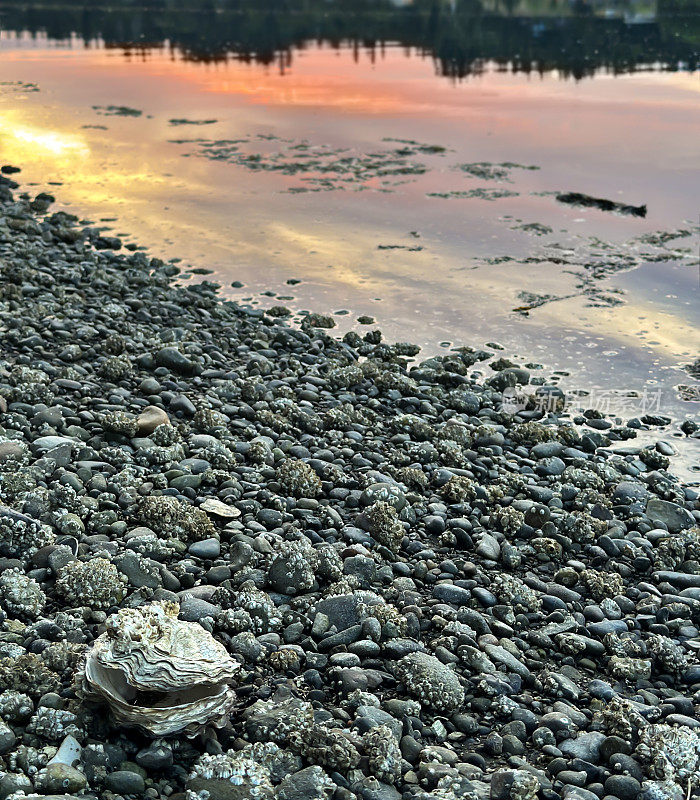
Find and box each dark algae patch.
[427,188,519,200]
[92,104,143,116]
[169,134,442,192]
[484,225,700,313]
[457,162,540,181]
[169,118,218,126]
[0,80,39,92]
[557,191,647,217]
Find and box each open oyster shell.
[84,601,239,736]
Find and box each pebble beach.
[0,168,699,800]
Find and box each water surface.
[0,1,698,467]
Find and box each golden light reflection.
[0,115,89,157]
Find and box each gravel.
[0,168,698,800]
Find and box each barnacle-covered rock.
[562,466,604,490]
[0,690,33,723]
[579,568,625,601]
[102,410,138,437]
[0,465,40,500]
[327,364,364,390]
[440,475,476,504]
[216,585,282,634]
[492,574,541,613]
[594,697,645,739]
[41,641,86,681]
[0,507,53,561]
[138,495,216,542]
[531,537,563,560]
[608,655,651,681]
[647,634,689,674]
[55,558,127,609]
[636,724,700,786]
[364,500,404,553]
[97,354,132,381]
[277,766,336,800]
[243,693,315,745]
[0,653,60,699]
[556,633,587,656]
[267,539,317,595]
[604,632,643,658]
[0,568,45,619]
[83,601,239,736]
[395,652,465,712]
[288,723,362,772]
[187,742,277,800]
[26,707,82,742]
[276,458,322,498]
[151,422,180,446]
[363,724,402,783]
[490,505,525,534]
[268,647,302,672]
[558,511,604,543]
[361,601,407,639]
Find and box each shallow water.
[0,4,698,459]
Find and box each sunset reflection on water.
[0,39,697,438]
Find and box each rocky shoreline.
[0,168,699,800]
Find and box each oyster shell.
[84,601,239,736]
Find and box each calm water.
[0,1,698,470]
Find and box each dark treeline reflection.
[0,0,698,79]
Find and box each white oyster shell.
[84,601,239,736]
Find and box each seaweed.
[556,192,647,217]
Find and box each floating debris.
[556,191,647,217]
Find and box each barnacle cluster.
[0,511,53,561]
[97,354,132,381]
[646,634,689,674]
[101,410,138,437]
[492,573,541,612]
[276,458,322,498]
[594,697,645,739]
[26,707,82,742]
[0,568,45,619]
[395,652,465,712]
[608,655,651,681]
[288,723,362,772]
[217,585,282,634]
[558,511,604,543]
[0,690,33,723]
[364,501,404,553]
[490,505,525,534]
[188,742,278,799]
[363,725,402,783]
[637,724,700,786]
[138,495,216,542]
[0,653,60,699]
[579,568,625,601]
[440,475,476,504]
[55,558,127,609]
[267,540,317,595]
